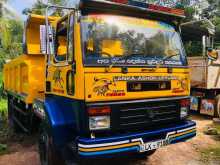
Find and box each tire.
[38,123,64,165]
[215,95,220,118]
[7,98,22,133]
[8,98,13,128]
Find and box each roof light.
[149,4,184,16]
[111,0,128,4]
[107,0,185,17]
[149,4,172,13]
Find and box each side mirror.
[207,48,219,61]
[40,25,47,54]
[47,25,55,55]
[40,25,55,55]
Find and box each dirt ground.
[0,114,219,165]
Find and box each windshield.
[81,14,187,66]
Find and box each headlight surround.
[89,116,110,130]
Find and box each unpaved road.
[0,115,219,165]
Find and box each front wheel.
[38,126,64,165]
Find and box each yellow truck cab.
[3,0,196,164]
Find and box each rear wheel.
[7,98,22,133]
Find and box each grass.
[200,123,220,164]
[201,147,220,163]
[212,123,220,133]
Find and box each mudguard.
[44,95,85,147]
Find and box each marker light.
[180,99,190,107]
[88,106,111,116]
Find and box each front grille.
[113,99,180,131]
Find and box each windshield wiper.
[153,50,180,69]
[86,50,114,72]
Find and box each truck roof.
[79,0,185,23]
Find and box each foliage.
[0,19,23,70]
[0,143,7,155]
[184,6,197,22]
[184,41,203,56]
[0,0,23,71]
[205,0,220,32]
[0,97,8,155]
[22,0,69,16]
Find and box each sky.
[7,0,36,19]
[7,0,77,20]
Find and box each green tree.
[0,0,23,70]
[22,0,68,16]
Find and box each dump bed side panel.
[3,54,45,104]
[188,57,207,88]
[207,58,220,89]
[20,63,29,94]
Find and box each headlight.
[88,106,111,130]
[89,116,110,130]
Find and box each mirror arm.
[71,62,76,74]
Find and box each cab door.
[46,12,76,98]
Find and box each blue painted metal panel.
[44,95,84,147]
[79,146,139,156]
[78,121,196,158]
[78,120,196,144]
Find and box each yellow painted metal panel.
[25,14,59,55]
[3,54,45,104]
[84,72,190,102]
[45,22,85,100]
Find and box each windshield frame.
[80,14,188,68]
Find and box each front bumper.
[78,120,196,157]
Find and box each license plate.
[139,139,170,152]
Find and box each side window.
[55,17,68,62]
[68,13,75,63]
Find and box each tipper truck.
[181,20,220,117]
[3,0,196,164]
